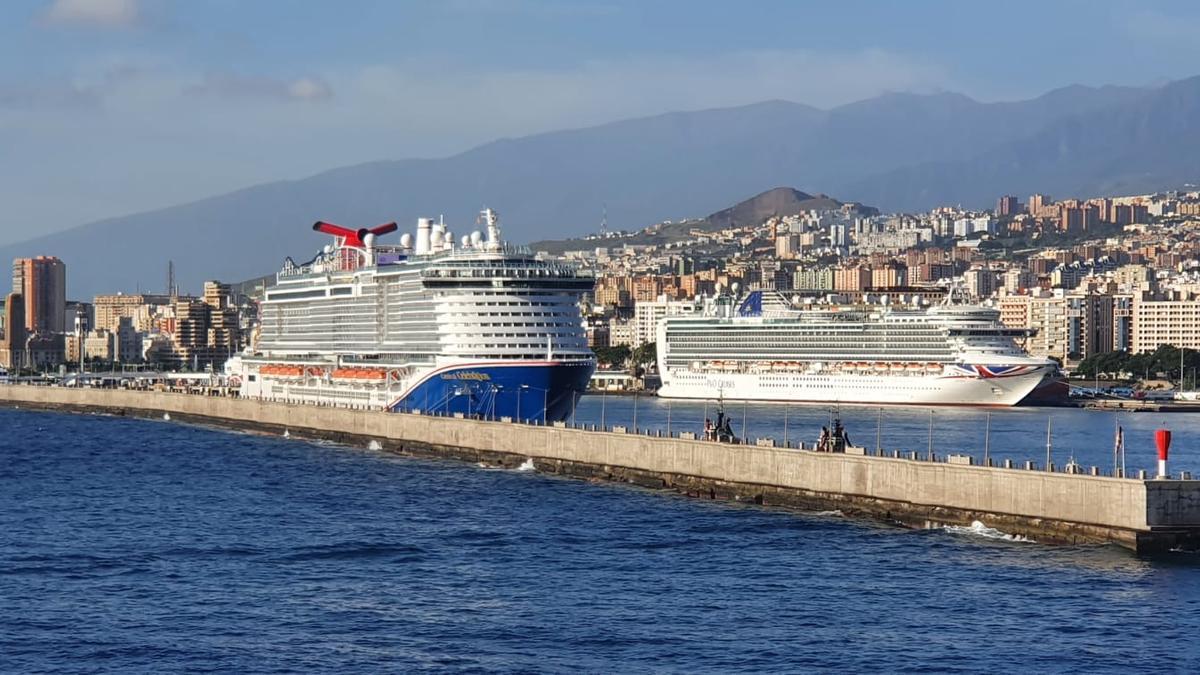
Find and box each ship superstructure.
[228,209,595,421]
[656,291,1056,406]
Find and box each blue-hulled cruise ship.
[227,209,595,421]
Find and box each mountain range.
[5,75,1200,297]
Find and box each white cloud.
[43,0,140,28]
[186,73,334,103]
[287,77,334,102]
[0,82,100,109]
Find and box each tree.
[631,342,657,367]
[593,345,631,368]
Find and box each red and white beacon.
[1155,428,1172,479]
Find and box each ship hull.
[658,366,1053,407]
[388,360,595,422]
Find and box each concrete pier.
[4,385,1200,553]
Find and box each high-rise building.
[1029,194,1052,217]
[996,195,1022,216]
[93,293,171,333]
[834,266,871,292]
[160,280,246,369]
[0,292,25,369]
[1131,297,1200,354]
[12,256,66,334]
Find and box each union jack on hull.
[950,364,1038,379]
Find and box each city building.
[12,256,66,335]
[0,292,25,370]
[996,195,1022,216]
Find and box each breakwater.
[4,385,1200,553]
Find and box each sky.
[3,0,1200,245]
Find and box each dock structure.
[3,386,1200,554]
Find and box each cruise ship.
[656,291,1057,406]
[227,209,595,421]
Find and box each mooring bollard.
[1090,466,1100,476]
[1137,469,1148,479]
[1004,459,1014,469]
[1024,460,1035,470]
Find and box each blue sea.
[3,402,1200,673]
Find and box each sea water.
[2,407,1198,673]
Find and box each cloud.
[42,0,140,28]
[186,73,334,102]
[0,82,101,109]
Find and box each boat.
[656,290,1054,406]
[226,209,595,421]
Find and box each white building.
[632,296,703,347]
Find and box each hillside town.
[555,188,1200,389]
[4,186,1200,394]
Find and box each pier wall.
[4,386,1199,552]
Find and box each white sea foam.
[163,413,171,421]
[517,458,536,472]
[945,520,1034,543]
[806,510,843,517]
[367,440,383,451]
[282,429,291,439]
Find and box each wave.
[273,542,426,563]
[367,440,383,451]
[944,520,1034,543]
[517,458,536,472]
[805,510,843,517]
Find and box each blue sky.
[3,0,1200,244]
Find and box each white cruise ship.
[227,209,595,421]
[656,291,1056,407]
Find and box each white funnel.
[416,218,433,255]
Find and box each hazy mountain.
[845,76,1200,211]
[0,78,1181,298]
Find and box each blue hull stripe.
[388,361,595,423]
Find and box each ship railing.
[420,265,587,279]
